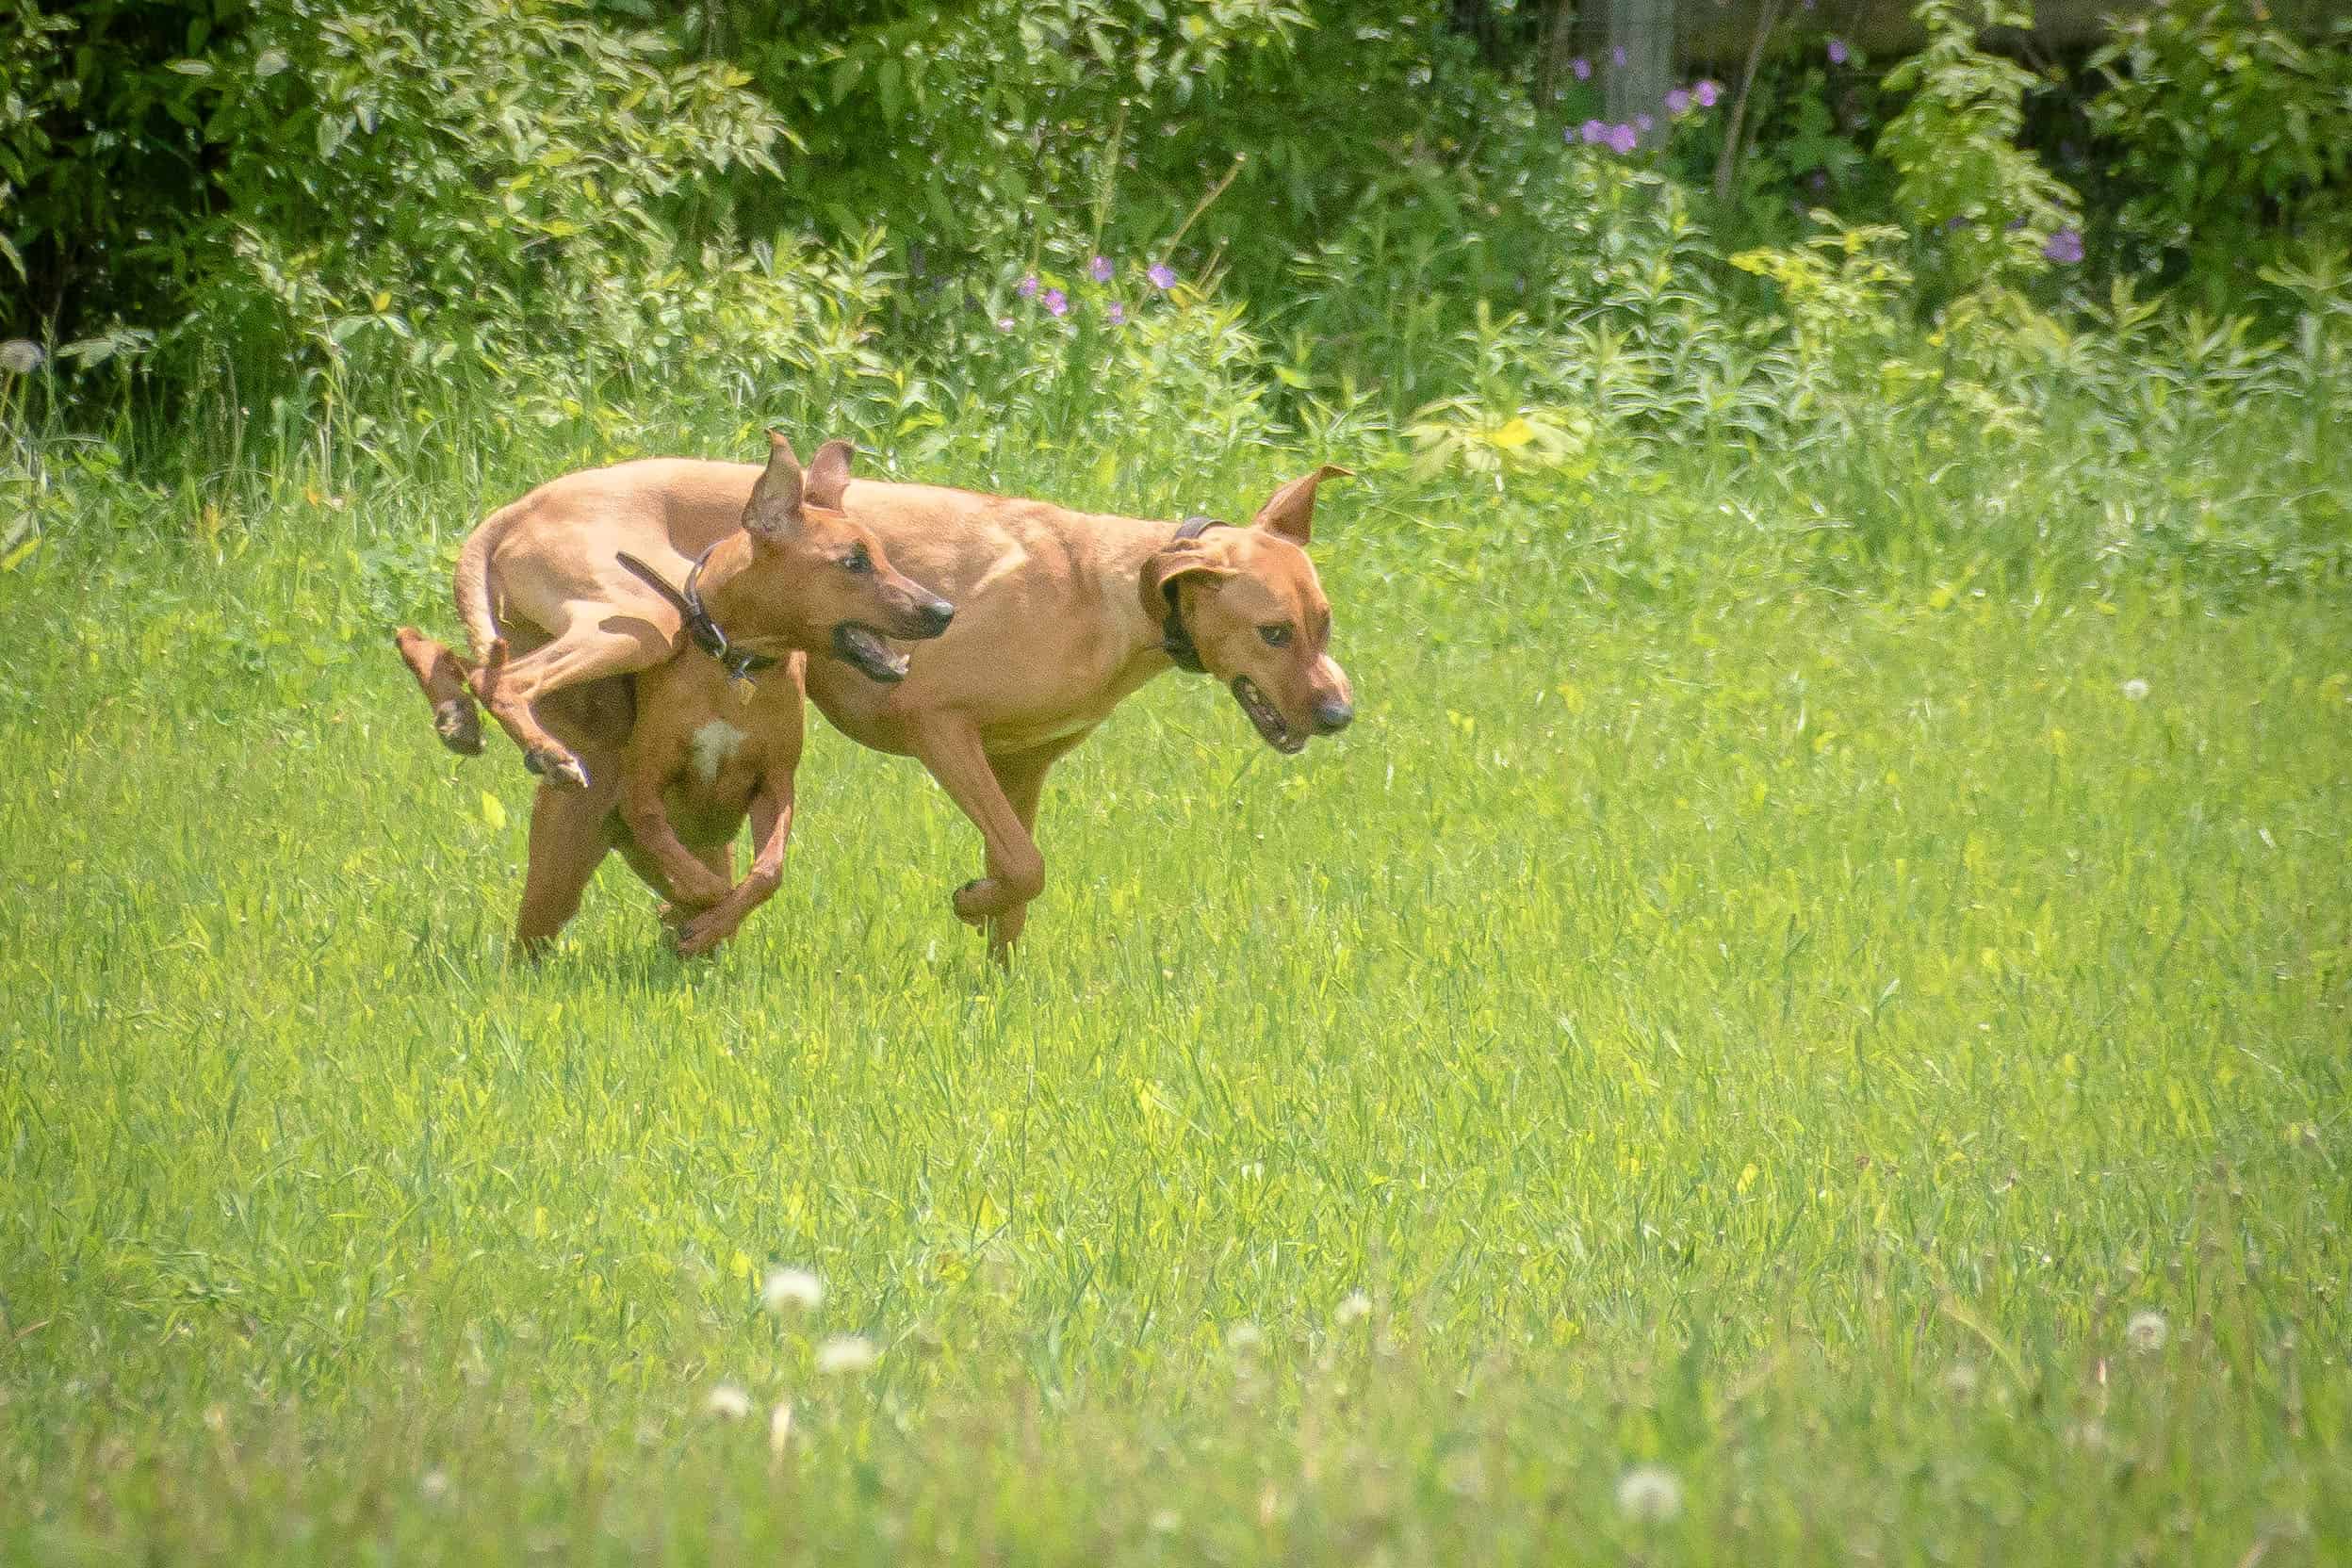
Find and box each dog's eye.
[1258,623,1293,647]
[841,547,873,575]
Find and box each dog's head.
[1142,466,1355,755]
[741,431,954,682]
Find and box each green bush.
[2088,0,2352,301]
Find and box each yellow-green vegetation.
[3,416,2345,1562]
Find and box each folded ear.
[1138,541,1235,618]
[804,438,855,511]
[744,429,805,539]
[1251,464,1352,546]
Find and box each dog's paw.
[671,911,735,957]
[525,748,591,790]
[433,699,484,756]
[951,878,993,925]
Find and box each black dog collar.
[615,545,780,685]
[1160,515,1227,674]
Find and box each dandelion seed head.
[2127,1310,2168,1354]
[768,1399,794,1459]
[0,340,44,375]
[1333,1290,1372,1326]
[1225,1320,1265,1355]
[419,1467,452,1503]
[761,1266,823,1313]
[705,1382,753,1419]
[1941,1361,1981,1399]
[2120,678,2149,701]
[1616,1463,1683,1523]
[815,1334,878,1375]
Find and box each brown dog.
[399,455,1354,959]
[394,433,954,955]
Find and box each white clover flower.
[815,1334,878,1375]
[1332,1290,1372,1327]
[0,340,44,375]
[761,1266,823,1314]
[2126,1310,2168,1354]
[705,1382,753,1419]
[2120,678,2149,701]
[1616,1463,1683,1523]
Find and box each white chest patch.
[689,719,750,783]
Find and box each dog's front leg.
[620,766,732,915]
[912,717,1044,962]
[674,779,795,958]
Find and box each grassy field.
[2,426,2347,1564]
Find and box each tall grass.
[2,367,2347,1560]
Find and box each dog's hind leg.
[512,770,621,961]
[473,614,675,791]
[392,628,484,756]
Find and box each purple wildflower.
[1607,122,1639,154]
[1147,262,1176,290]
[1572,57,1591,81]
[1088,254,1114,283]
[1807,170,1830,193]
[2006,216,2028,232]
[1580,119,1606,143]
[1612,44,1627,68]
[1943,214,1968,232]
[996,316,1016,332]
[2042,227,2084,264]
[1017,274,1039,300]
[1665,88,1691,116]
[1636,112,1654,132]
[1043,287,1069,317]
[1694,79,1720,107]
[1106,302,1126,324]
[1827,38,1848,64]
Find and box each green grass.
[3,425,2348,1565]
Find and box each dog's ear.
[1138,540,1235,617]
[804,438,855,511]
[1251,464,1352,546]
[744,428,807,539]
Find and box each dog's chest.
[689,719,752,783]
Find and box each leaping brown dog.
[394,432,954,956]
[399,449,1353,959]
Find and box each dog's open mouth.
[1232,676,1306,755]
[832,622,910,683]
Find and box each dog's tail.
[455,498,527,662]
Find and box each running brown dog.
[399,453,1354,959]
[394,432,954,955]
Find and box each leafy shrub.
[1876,0,2082,297]
[2087,0,2352,300]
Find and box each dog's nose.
[916,598,955,636]
[1313,696,1354,735]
